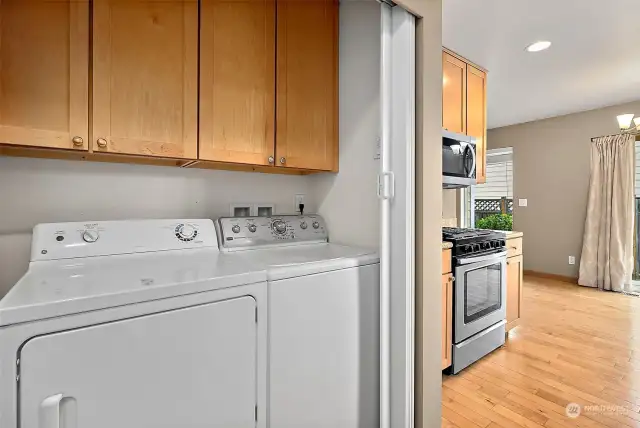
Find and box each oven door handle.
[457,251,507,265]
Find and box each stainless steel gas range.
[442,228,508,374]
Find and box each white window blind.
[474,161,513,200]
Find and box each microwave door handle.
[467,144,477,178]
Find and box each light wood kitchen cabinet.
[276,0,338,171]
[0,0,89,151]
[506,254,523,331]
[442,49,488,184]
[0,0,339,174]
[466,65,487,184]
[199,0,275,166]
[92,0,198,159]
[442,52,466,135]
[441,273,453,370]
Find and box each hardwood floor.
[442,275,640,428]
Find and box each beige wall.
[442,189,457,220]
[488,100,640,277]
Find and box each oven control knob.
[500,240,506,247]
[272,219,287,235]
[248,224,257,233]
[482,242,490,250]
[464,245,472,254]
[300,221,308,230]
[473,244,480,252]
[82,229,99,243]
[232,225,241,234]
[312,221,320,229]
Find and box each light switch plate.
[568,256,576,265]
[518,199,528,207]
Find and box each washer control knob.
[248,224,257,233]
[232,225,241,234]
[312,221,320,229]
[300,221,308,230]
[272,219,287,235]
[82,229,100,243]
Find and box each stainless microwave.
[442,130,477,189]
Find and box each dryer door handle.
[40,393,75,428]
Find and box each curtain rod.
[590,132,639,141]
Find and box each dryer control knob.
[232,225,241,234]
[248,224,257,233]
[82,229,99,243]
[312,221,320,229]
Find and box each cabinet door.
[506,254,523,331]
[441,273,453,370]
[276,0,338,171]
[92,0,198,159]
[0,0,88,150]
[467,65,487,184]
[442,51,466,134]
[199,0,275,165]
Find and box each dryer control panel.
[31,219,218,261]
[217,215,328,250]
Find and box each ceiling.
[443,0,640,129]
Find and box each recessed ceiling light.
[525,41,551,52]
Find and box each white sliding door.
[380,4,416,428]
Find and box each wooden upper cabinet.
[467,65,487,184]
[0,0,89,151]
[92,0,198,159]
[199,0,275,165]
[442,52,466,135]
[276,0,338,171]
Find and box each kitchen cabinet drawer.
[442,249,452,274]
[507,237,522,258]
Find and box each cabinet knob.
[268,156,275,164]
[96,138,108,148]
[280,157,286,165]
[72,136,84,147]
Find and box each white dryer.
[0,219,267,428]
[217,215,380,428]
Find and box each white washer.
[217,215,380,428]
[0,219,267,428]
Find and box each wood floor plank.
[442,276,640,428]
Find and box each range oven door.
[453,252,507,343]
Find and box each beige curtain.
[578,134,635,292]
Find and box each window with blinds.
[474,159,513,200]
